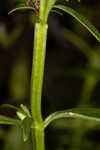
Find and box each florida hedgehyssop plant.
[0,0,100,150]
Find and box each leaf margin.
[0,115,21,126]
[8,6,35,15]
[54,4,100,42]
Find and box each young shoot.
[0,1,100,150]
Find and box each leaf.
[0,115,21,126]
[54,5,100,42]
[0,104,31,120]
[16,104,31,120]
[44,108,100,128]
[0,104,19,110]
[22,117,33,142]
[47,0,57,14]
[8,6,35,15]
[20,104,31,118]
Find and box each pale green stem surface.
[32,128,45,150]
[30,23,48,150]
[40,0,48,23]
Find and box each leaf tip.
[8,11,12,15]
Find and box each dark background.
[0,0,100,150]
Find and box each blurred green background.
[0,0,100,150]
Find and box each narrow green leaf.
[54,5,100,42]
[44,108,100,128]
[22,117,33,142]
[0,115,21,126]
[8,6,35,15]
[0,104,19,110]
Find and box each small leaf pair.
[8,6,35,15]
[0,104,33,142]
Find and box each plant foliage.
[44,108,100,128]
[54,5,100,42]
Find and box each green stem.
[40,0,48,24]
[30,23,48,150]
[32,128,45,150]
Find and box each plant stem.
[32,128,45,150]
[30,23,48,150]
[40,0,48,24]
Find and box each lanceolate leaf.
[44,108,100,128]
[0,104,19,110]
[54,5,100,42]
[0,115,21,126]
[22,117,33,142]
[8,6,35,15]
